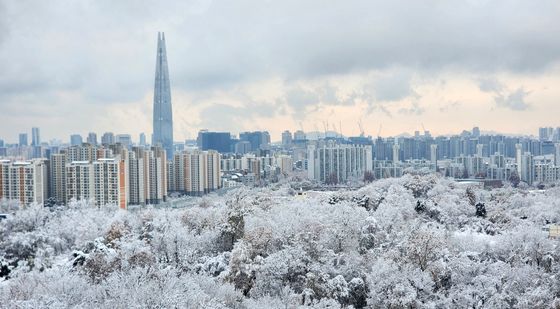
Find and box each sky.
[1,0,560,143]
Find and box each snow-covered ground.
[1,174,559,308]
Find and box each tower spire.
[152,32,174,159]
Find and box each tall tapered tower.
[152,32,174,159]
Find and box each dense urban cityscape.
[0,33,558,208]
[2,2,560,308]
[2,123,560,208]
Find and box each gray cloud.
[477,77,531,111]
[0,0,558,138]
[439,101,462,113]
[372,71,418,102]
[495,88,531,111]
[198,101,281,133]
[398,101,425,115]
[283,87,320,114]
[478,78,505,93]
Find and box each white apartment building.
[0,159,48,206]
[168,150,221,196]
[65,161,94,204]
[534,163,559,184]
[66,158,127,208]
[50,153,67,205]
[127,147,167,205]
[276,155,293,174]
[307,141,373,183]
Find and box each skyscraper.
[139,133,146,146]
[197,130,232,153]
[101,132,115,145]
[70,134,83,146]
[87,132,98,145]
[19,133,28,147]
[32,127,40,146]
[152,32,174,159]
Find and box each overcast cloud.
[1,0,559,142]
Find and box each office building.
[197,130,231,153]
[19,133,28,147]
[101,132,115,145]
[31,127,40,146]
[70,134,83,146]
[294,130,306,141]
[234,141,251,155]
[239,131,270,151]
[116,134,132,148]
[152,32,174,159]
[87,132,98,145]
[139,133,146,146]
[282,130,293,146]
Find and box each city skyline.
[1,1,560,141]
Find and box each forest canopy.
[1,174,559,308]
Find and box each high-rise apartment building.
[0,159,48,206]
[515,143,523,175]
[555,143,560,167]
[49,153,67,205]
[127,146,167,205]
[392,143,400,163]
[276,155,293,174]
[539,127,554,141]
[282,130,293,146]
[152,32,174,159]
[65,161,94,204]
[66,158,127,208]
[67,143,98,162]
[520,152,534,185]
[168,150,221,196]
[430,144,438,166]
[307,141,373,183]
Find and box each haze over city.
[1,0,560,142]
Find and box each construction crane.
[357,118,364,137]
